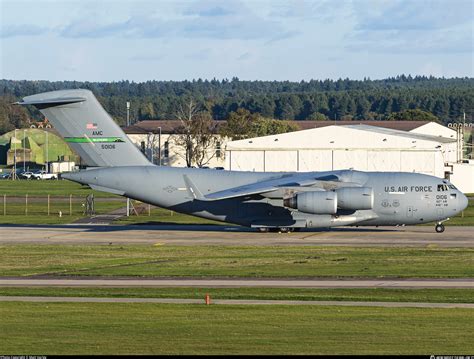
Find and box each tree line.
[0,76,472,132]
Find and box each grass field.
[443,198,474,225]
[1,287,473,303]
[1,302,472,354]
[1,245,472,278]
[0,198,127,224]
[0,179,118,197]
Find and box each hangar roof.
[344,124,456,144]
[227,124,456,151]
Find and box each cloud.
[347,27,473,54]
[56,3,287,41]
[129,54,166,62]
[264,30,300,45]
[355,0,472,31]
[0,24,49,38]
[347,0,473,54]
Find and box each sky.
[0,0,472,82]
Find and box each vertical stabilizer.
[18,89,150,167]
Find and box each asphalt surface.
[1,278,473,289]
[1,296,472,308]
[0,224,473,247]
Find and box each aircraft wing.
[186,172,362,201]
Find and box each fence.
[1,194,126,217]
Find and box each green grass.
[1,287,473,303]
[446,199,474,225]
[1,245,472,278]
[0,199,126,224]
[0,179,119,197]
[1,302,472,354]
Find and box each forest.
[0,76,472,133]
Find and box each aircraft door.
[406,206,414,217]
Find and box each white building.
[225,122,474,193]
[123,120,227,168]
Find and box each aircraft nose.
[459,192,468,211]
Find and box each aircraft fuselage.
[64,166,468,230]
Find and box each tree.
[174,99,217,167]
[252,118,299,137]
[219,108,257,140]
[307,112,328,121]
[387,109,440,122]
[0,95,29,133]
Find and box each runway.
[1,296,472,308]
[0,224,473,247]
[1,278,473,289]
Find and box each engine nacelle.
[284,191,337,214]
[336,187,374,210]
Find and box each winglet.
[183,175,206,200]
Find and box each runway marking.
[0,296,472,308]
[1,279,473,289]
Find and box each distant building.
[122,120,436,169]
[123,120,227,168]
[225,122,474,193]
[0,128,79,169]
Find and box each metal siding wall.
[297,150,333,171]
[265,151,298,172]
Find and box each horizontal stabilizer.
[16,97,86,109]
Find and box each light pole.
[45,130,49,173]
[126,101,130,127]
[148,132,154,164]
[13,129,17,180]
[23,129,26,171]
[158,126,162,166]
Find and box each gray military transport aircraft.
[18,89,468,233]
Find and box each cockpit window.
[437,184,450,191]
[448,184,457,190]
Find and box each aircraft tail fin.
[17,89,150,167]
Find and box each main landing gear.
[435,223,445,233]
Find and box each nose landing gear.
[435,223,445,233]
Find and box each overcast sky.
[0,0,472,81]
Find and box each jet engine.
[336,187,373,210]
[283,191,337,214]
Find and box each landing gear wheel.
[258,227,269,233]
[279,227,290,233]
[435,224,445,233]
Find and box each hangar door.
[367,151,401,171]
[298,150,333,172]
[400,151,435,175]
[228,151,264,171]
[265,151,298,172]
[333,150,368,171]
